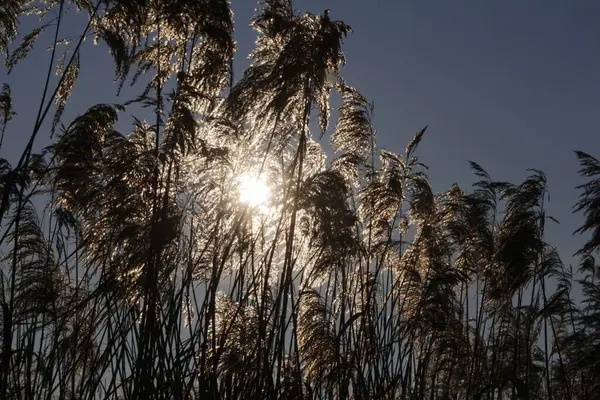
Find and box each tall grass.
[0,1,599,399]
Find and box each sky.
[2,0,600,268]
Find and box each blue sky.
[2,0,600,266]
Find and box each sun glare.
[238,172,271,208]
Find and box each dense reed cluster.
[0,1,599,399]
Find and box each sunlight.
[238,171,271,209]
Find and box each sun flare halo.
[238,172,271,208]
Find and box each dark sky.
[2,0,600,266]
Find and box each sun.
[238,171,271,208]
